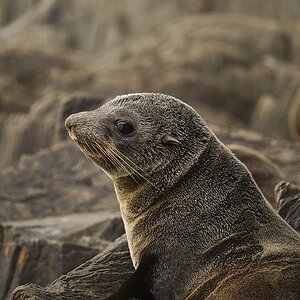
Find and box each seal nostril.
[65,116,76,131]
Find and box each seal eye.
[114,120,135,135]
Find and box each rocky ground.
[0,1,300,299]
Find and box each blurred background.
[1,0,300,169]
[1,1,300,299]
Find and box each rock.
[0,44,101,168]
[214,126,300,185]
[0,141,117,222]
[287,21,300,66]
[275,181,300,232]
[248,59,300,142]
[10,236,133,300]
[228,144,283,207]
[0,93,104,168]
[0,0,210,53]
[0,0,57,30]
[0,46,75,107]
[91,14,299,134]
[211,0,300,21]
[1,240,99,300]
[0,211,125,299]
[1,211,122,244]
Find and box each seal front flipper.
[105,254,157,300]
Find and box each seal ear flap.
[161,134,181,145]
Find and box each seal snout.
[65,114,81,141]
[65,115,75,131]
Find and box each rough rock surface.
[275,181,300,232]
[1,240,99,299]
[11,236,132,300]
[0,141,117,222]
[0,209,124,299]
[228,144,283,207]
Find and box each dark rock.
[1,239,99,300]
[228,144,283,207]
[0,141,117,222]
[0,211,125,299]
[10,236,133,300]
[275,181,300,232]
[0,87,103,168]
[214,125,300,185]
[0,243,19,300]
[91,14,300,137]
[211,0,300,21]
[1,211,122,244]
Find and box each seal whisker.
[107,144,158,189]
[113,146,151,177]
[94,141,138,183]
[91,141,120,170]
[104,143,143,183]
[113,147,159,188]
[84,140,102,159]
[84,139,117,170]
[111,145,151,177]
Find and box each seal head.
[65,93,210,180]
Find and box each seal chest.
[65,93,300,300]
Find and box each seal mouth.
[68,130,78,141]
[66,129,102,160]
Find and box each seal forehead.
[111,93,197,119]
[113,93,181,108]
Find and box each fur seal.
[65,93,300,300]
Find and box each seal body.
[65,93,300,300]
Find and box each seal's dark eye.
[114,120,135,135]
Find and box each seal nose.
[65,115,77,132]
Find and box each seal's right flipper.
[105,254,157,300]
